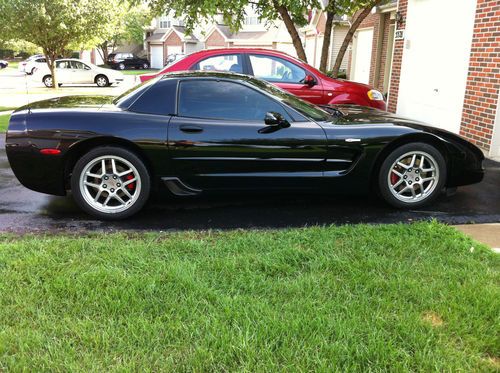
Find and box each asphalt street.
[1,136,499,232]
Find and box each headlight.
[367,89,384,101]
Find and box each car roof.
[160,70,255,82]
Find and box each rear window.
[128,79,177,115]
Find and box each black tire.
[378,142,446,209]
[95,75,109,87]
[42,75,53,87]
[71,146,150,220]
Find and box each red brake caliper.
[126,174,135,191]
[390,171,399,185]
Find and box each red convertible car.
[140,48,387,110]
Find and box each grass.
[121,69,158,76]
[0,222,498,371]
[0,114,10,132]
[0,106,17,112]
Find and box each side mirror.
[303,75,316,87]
[264,112,290,128]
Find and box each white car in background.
[34,59,125,87]
[18,54,44,73]
[24,56,47,75]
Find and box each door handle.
[180,125,203,133]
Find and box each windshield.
[113,77,161,108]
[248,78,334,122]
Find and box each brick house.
[351,0,500,157]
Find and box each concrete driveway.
[1,136,499,233]
[0,67,137,107]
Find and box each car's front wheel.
[71,147,150,219]
[42,75,53,87]
[95,75,109,87]
[118,63,125,70]
[378,142,446,208]
[142,63,149,69]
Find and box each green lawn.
[0,106,17,112]
[0,114,10,132]
[0,222,498,371]
[121,69,158,76]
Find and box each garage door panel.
[396,0,477,133]
[352,28,374,84]
[150,45,164,69]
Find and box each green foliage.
[0,0,123,87]
[145,0,318,34]
[0,223,498,370]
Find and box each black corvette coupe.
[6,71,484,219]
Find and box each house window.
[244,16,260,25]
[159,18,171,28]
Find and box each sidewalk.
[454,224,500,253]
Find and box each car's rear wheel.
[118,63,125,70]
[142,63,149,69]
[71,147,150,219]
[95,75,109,87]
[378,142,446,208]
[43,75,53,87]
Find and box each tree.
[329,0,388,77]
[94,3,153,64]
[317,0,388,74]
[141,0,319,62]
[0,0,120,89]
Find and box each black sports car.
[6,71,484,219]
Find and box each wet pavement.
[1,136,499,233]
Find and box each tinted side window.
[129,79,177,115]
[193,54,243,73]
[249,54,306,84]
[178,80,287,121]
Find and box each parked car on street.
[24,56,47,75]
[0,60,8,69]
[33,58,124,87]
[6,71,484,219]
[18,54,44,73]
[140,48,387,110]
[107,52,150,70]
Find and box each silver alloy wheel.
[119,63,125,70]
[143,63,148,69]
[96,76,108,87]
[79,155,142,214]
[44,76,53,87]
[387,151,440,204]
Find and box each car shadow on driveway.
[1,158,498,233]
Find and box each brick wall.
[164,31,183,59]
[459,0,500,150]
[206,30,226,48]
[387,0,408,112]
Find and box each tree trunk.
[319,10,335,73]
[44,50,58,90]
[331,4,375,78]
[96,41,109,64]
[273,1,307,62]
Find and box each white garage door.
[396,0,477,133]
[150,45,164,69]
[352,28,373,84]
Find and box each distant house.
[144,12,203,69]
[349,0,500,157]
[301,9,350,71]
